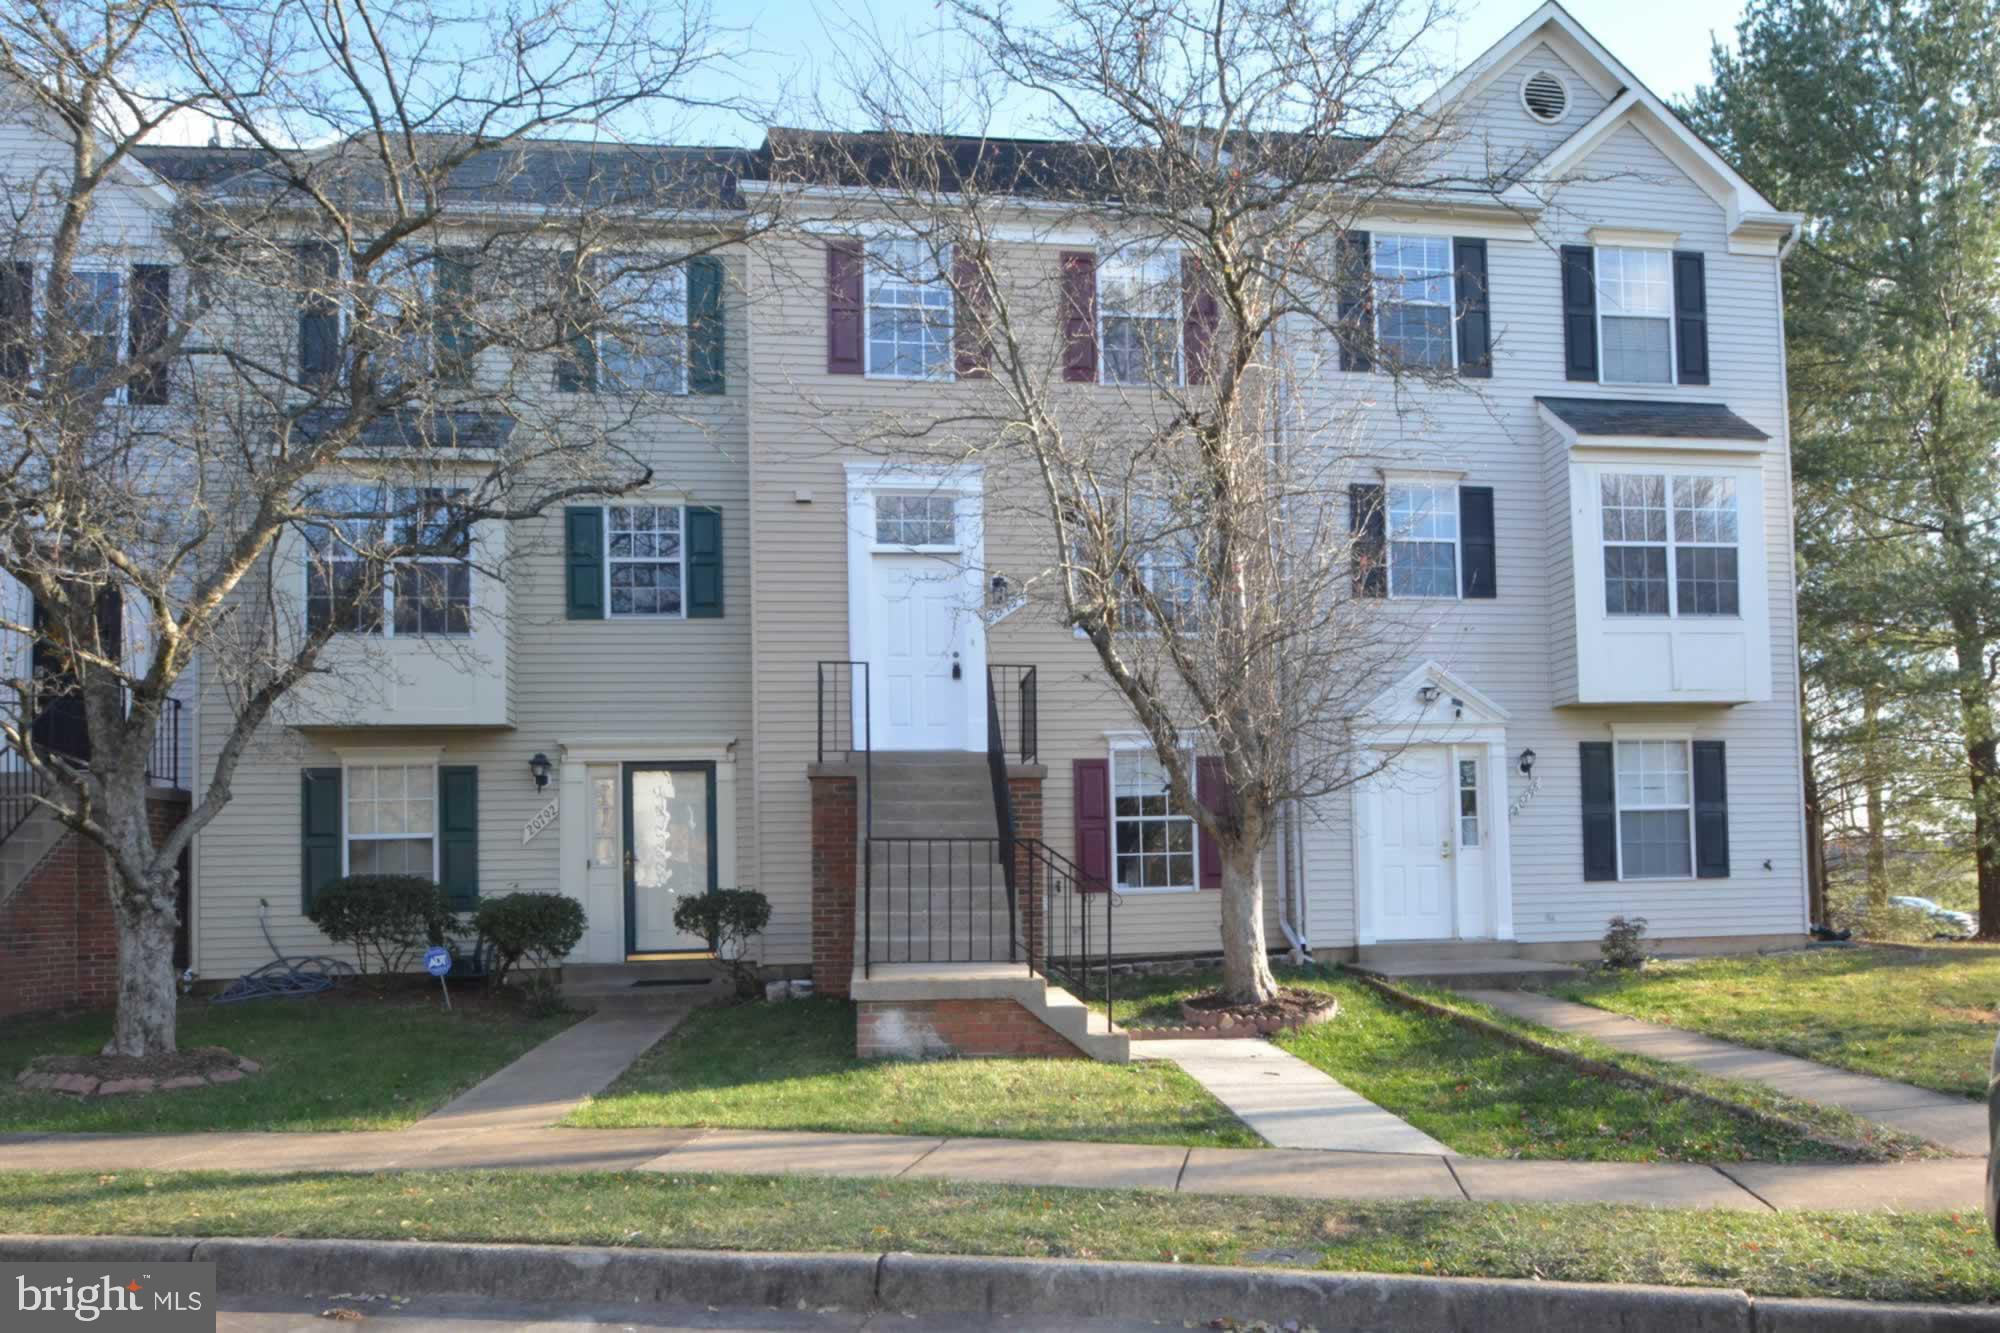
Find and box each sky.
[661,0,1754,145]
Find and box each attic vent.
[1522,71,1568,122]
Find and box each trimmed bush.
[306,874,462,975]
[673,888,771,1000]
[475,892,587,989]
[1600,915,1649,970]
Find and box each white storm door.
[625,762,716,954]
[872,555,968,751]
[1371,746,1455,941]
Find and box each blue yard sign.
[425,946,453,1009]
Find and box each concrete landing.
[1351,957,1583,990]
[420,1002,692,1130]
[1143,1038,1452,1155]
[1463,989,1989,1155]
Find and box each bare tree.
[767,0,1513,1003]
[0,0,755,1057]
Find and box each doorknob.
[1440,840,1453,859]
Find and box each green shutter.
[687,256,725,395]
[436,252,475,384]
[438,765,479,909]
[565,506,604,619]
[301,767,343,910]
[686,505,723,618]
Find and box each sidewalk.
[1142,1038,1451,1155]
[0,1122,1983,1213]
[1462,989,1989,1156]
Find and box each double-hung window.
[1386,481,1459,598]
[607,503,685,616]
[358,243,436,386]
[1615,739,1692,878]
[1595,247,1674,384]
[1111,746,1197,891]
[1372,236,1454,370]
[305,484,471,637]
[345,762,437,876]
[61,270,125,395]
[599,262,688,393]
[865,238,953,379]
[1601,471,1738,617]
[1098,251,1181,386]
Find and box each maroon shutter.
[953,248,991,379]
[1182,254,1219,385]
[1196,756,1229,888]
[1059,251,1097,383]
[826,240,864,375]
[1073,757,1110,892]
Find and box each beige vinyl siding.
[1291,121,1806,951]
[192,256,755,977]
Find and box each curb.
[6,1235,1997,1330]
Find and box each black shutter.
[687,256,725,395]
[1673,251,1709,386]
[564,506,605,620]
[1459,485,1496,598]
[685,505,723,618]
[1580,742,1617,882]
[1693,740,1730,879]
[1560,245,1597,382]
[298,241,342,387]
[0,262,29,381]
[1349,483,1386,598]
[1453,238,1491,377]
[1336,230,1373,372]
[301,767,343,909]
[438,765,480,909]
[128,264,172,405]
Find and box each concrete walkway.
[0,1123,1984,1213]
[1462,989,1989,1156]
[420,1000,693,1131]
[1142,1039,1451,1155]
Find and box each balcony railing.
[0,696,186,852]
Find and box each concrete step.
[1357,941,1524,963]
[1348,957,1582,990]
[866,822,1004,840]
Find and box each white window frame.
[603,501,689,619]
[1598,469,1741,619]
[1107,735,1200,895]
[596,259,689,395]
[1594,245,1676,387]
[19,264,132,403]
[1097,249,1183,387]
[870,491,961,553]
[864,237,955,381]
[303,484,475,639]
[358,241,439,385]
[1384,478,1461,600]
[1457,755,1481,849]
[1611,733,1695,882]
[1371,234,1457,372]
[340,759,441,879]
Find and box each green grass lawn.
[0,991,574,1133]
[1097,968,1890,1162]
[565,996,1260,1148]
[4,1169,1998,1305]
[1553,945,2000,1099]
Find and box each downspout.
[1264,324,1310,965]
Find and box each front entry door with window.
[872,555,969,751]
[623,762,717,955]
[1370,746,1455,940]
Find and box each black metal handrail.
[0,696,185,853]
[987,664,1038,764]
[864,836,1016,967]
[1016,835,1119,1028]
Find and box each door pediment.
[1362,660,1510,737]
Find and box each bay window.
[1601,471,1738,617]
[305,485,471,637]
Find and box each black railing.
[815,660,870,764]
[0,696,185,853]
[987,664,1038,764]
[1018,836,1119,1028]
[864,836,1016,967]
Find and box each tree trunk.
[107,873,179,1057]
[1800,690,1828,927]
[1217,841,1278,1004]
[1953,627,2000,940]
[1863,690,1888,905]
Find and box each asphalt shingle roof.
[1535,397,1770,442]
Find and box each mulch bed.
[16,1045,260,1098]
[1165,986,1339,1037]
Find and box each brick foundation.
[857,997,1085,1059]
[0,792,189,1021]
[809,774,858,999]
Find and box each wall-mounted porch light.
[528,752,553,790]
[1417,683,1442,706]
[1518,748,1537,776]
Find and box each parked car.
[1989,1028,2000,1247]
[1888,896,1976,938]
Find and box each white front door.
[871,554,969,751]
[1370,746,1455,940]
